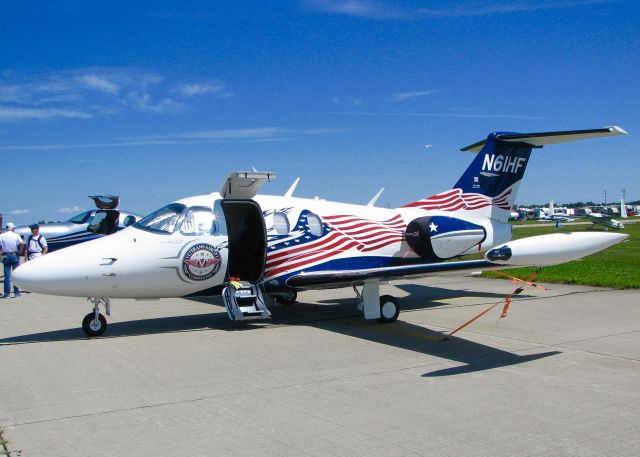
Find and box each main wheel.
[274,289,297,306]
[82,312,107,337]
[378,295,400,323]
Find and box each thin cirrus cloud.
[57,206,85,214]
[0,68,232,122]
[8,209,30,215]
[392,90,434,102]
[0,127,349,151]
[306,0,612,19]
[175,81,232,98]
[0,107,93,121]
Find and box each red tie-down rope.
[444,271,545,339]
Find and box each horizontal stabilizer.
[461,126,627,153]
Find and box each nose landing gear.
[82,297,111,337]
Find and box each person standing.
[0,222,24,298]
[25,223,48,261]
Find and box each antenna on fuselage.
[367,187,385,207]
[285,177,300,198]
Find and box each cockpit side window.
[134,203,186,234]
[179,207,214,236]
[68,211,93,224]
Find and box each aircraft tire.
[82,312,107,337]
[378,295,400,323]
[275,289,297,306]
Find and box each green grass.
[481,222,640,288]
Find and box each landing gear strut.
[355,280,400,323]
[82,297,110,337]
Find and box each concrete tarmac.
[0,276,639,457]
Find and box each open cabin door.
[220,200,266,284]
[217,171,275,321]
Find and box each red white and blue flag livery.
[13,126,629,335]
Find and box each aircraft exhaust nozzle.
[485,232,628,267]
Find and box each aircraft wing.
[285,259,497,289]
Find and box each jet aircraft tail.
[403,127,627,222]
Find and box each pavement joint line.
[441,326,640,363]
[6,341,561,430]
[3,359,449,429]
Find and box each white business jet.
[14,127,628,336]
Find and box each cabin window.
[180,207,214,236]
[134,203,186,234]
[307,213,323,237]
[273,212,290,235]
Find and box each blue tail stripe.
[454,133,533,198]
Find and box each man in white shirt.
[25,223,48,261]
[0,222,24,298]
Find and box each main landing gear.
[82,297,111,337]
[273,288,298,306]
[354,280,400,323]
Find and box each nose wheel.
[82,297,110,337]
[82,312,107,336]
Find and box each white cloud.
[332,110,544,119]
[57,205,85,214]
[77,74,119,94]
[307,0,612,19]
[392,90,433,101]
[0,68,231,122]
[307,0,402,19]
[0,127,349,150]
[176,81,232,98]
[183,127,286,140]
[8,209,30,215]
[0,107,93,121]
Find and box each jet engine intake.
[404,216,486,260]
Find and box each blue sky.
[1,0,638,225]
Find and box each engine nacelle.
[404,216,486,260]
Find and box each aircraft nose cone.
[12,259,41,291]
[13,249,89,294]
[13,235,125,296]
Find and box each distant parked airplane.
[14,196,141,252]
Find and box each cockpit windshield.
[67,211,93,224]
[134,203,186,234]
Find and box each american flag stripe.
[402,188,512,211]
[360,236,405,252]
[267,231,344,262]
[264,210,407,279]
[266,234,357,269]
[266,241,361,277]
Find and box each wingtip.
[607,126,628,136]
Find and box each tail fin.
[621,197,628,218]
[403,127,627,222]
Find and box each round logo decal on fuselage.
[182,243,222,281]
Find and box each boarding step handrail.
[222,280,271,321]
